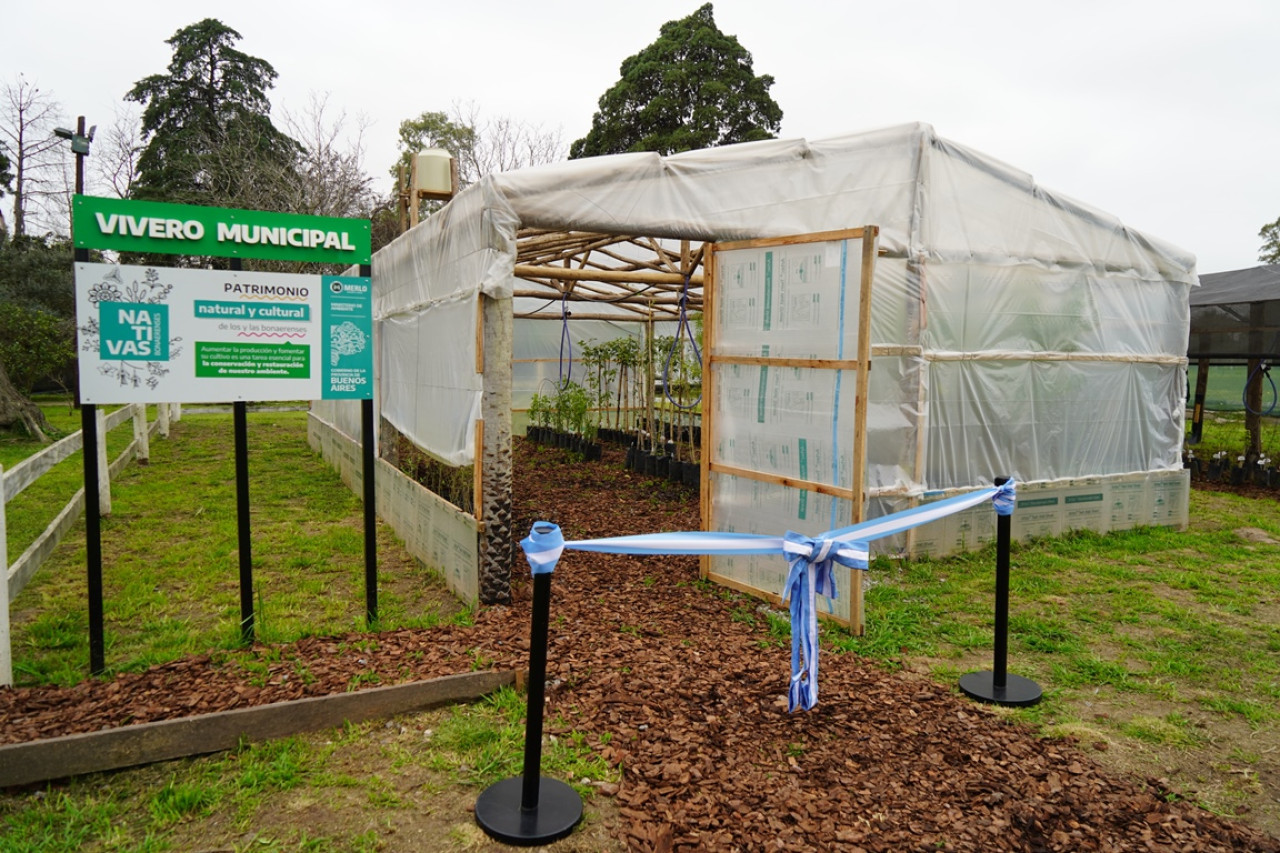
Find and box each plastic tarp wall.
[495,123,1193,499]
[358,122,1192,570]
[370,179,519,466]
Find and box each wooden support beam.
[514,310,671,322]
[514,265,704,286]
[713,355,865,371]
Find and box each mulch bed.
[2,440,1278,852]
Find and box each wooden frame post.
[701,227,878,633]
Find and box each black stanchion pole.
[475,530,582,845]
[959,476,1042,707]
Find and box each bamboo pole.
[849,226,879,634]
[700,245,717,578]
[473,419,484,522]
[514,265,704,286]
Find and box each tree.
[394,110,478,185]
[126,18,302,208]
[91,105,144,199]
[279,93,378,221]
[0,143,11,235]
[1,75,69,238]
[0,234,70,438]
[569,3,782,159]
[392,103,565,228]
[1259,217,1280,264]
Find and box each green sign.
[195,341,311,380]
[321,276,374,399]
[99,302,170,361]
[76,263,372,404]
[73,195,371,264]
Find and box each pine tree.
[126,19,301,208]
[570,4,782,159]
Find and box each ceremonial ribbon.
[517,480,1017,711]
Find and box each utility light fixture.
[54,124,95,155]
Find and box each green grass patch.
[425,686,615,795]
[834,493,1280,731]
[6,408,463,687]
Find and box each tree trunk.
[0,358,51,441]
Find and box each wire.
[558,291,572,385]
[1242,361,1278,416]
[663,274,703,411]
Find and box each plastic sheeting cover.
[375,121,1194,491]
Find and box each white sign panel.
[75,263,373,404]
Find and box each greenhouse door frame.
[700,226,879,633]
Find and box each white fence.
[0,403,180,686]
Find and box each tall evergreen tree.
[126,19,301,208]
[0,143,11,234]
[1259,216,1280,264]
[570,3,782,159]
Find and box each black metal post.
[475,541,582,844]
[959,476,1041,707]
[82,403,104,674]
[68,116,103,675]
[234,400,253,645]
[359,262,377,627]
[520,572,552,809]
[362,397,377,626]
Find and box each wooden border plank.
[0,670,516,788]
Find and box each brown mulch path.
[2,440,1278,852]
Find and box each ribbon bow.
[781,532,868,712]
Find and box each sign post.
[72,196,374,664]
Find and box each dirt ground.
[1,441,1278,852]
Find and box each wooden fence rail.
[0,403,181,686]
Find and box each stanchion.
[959,476,1042,707]
[475,525,582,845]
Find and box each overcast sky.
[9,0,1277,274]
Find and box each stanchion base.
[959,671,1042,707]
[475,776,583,846]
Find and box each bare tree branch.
[1,75,71,237]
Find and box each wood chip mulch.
[1,439,1277,852]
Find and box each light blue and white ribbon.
[517,479,1016,712]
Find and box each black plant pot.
[682,461,700,487]
[655,455,670,479]
[644,453,657,476]
[1208,461,1222,481]
[667,460,684,482]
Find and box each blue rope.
[1243,361,1277,416]
[663,275,702,411]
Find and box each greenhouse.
[311,122,1195,630]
